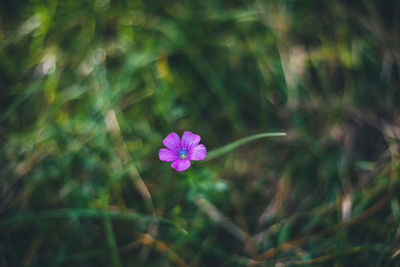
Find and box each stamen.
[178,148,188,159]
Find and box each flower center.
[178,148,188,159]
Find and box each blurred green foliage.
[1,0,400,266]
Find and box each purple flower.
[159,131,207,172]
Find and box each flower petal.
[189,144,206,161]
[181,131,201,150]
[163,132,181,150]
[159,148,179,162]
[171,159,191,172]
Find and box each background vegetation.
[1,0,400,266]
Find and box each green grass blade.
[205,132,286,161]
[0,208,165,226]
[103,214,122,267]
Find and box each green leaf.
[205,132,286,161]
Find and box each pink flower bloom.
[159,131,207,172]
